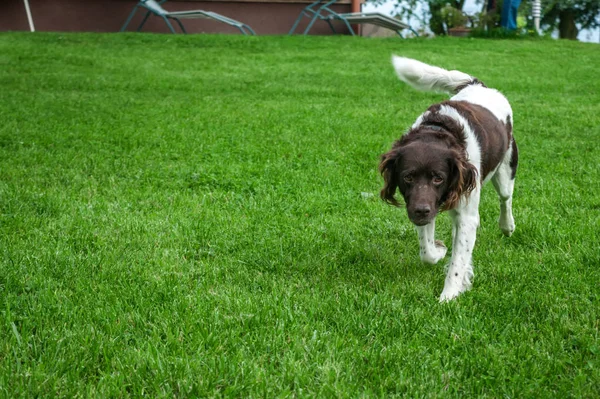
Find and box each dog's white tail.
[391,56,475,95]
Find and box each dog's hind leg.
[417,220,447,265]
[492,140,518,237]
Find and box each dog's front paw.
[499,211,515,237]
[420,240,447,265]
[439,283,470,302]
[499,218,515,237]
[439,289,461,302]
[439,264,473,302]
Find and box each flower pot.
[448,27,471,37]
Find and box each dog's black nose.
[414,205,431,217]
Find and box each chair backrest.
[142,0,168,16]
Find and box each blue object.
[500,0,522,30]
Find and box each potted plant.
[439,5,471,36]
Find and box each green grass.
[0,32,599,397]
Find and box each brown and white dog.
[380,57,518,301]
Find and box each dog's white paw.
[439,265,473,302]
[499,212,515,237]
[439,284,465,302]
[420,240,447,265]
[439,283,469,302]
[499,219,515,237]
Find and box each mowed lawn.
[1,32,599,397]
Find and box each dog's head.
[379,129,477,226]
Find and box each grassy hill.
[1,32,599,397]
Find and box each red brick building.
[2,0,360,35]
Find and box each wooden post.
[351,0,360,35]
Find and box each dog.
[379,56,518,302]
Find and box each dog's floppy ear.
[379,147,403,207]
[442,149,478,210]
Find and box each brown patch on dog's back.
[420,104,467,144]
[440,101,510,180]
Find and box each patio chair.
[288,0,418,38]
[120,0,255,35]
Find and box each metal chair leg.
[302,12,322,35]
[137,11,152,31]
[325,9,355,36]
[161,15,177,33]
[325,19,337,34]
[243,24,256,35]
[120,4,140,32]
[171,17,186,33]
[289,11,309,34]
[339,17,355,35]
[300,0,340,35]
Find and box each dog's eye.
[403,175,414,183]
[433,176,444,185]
